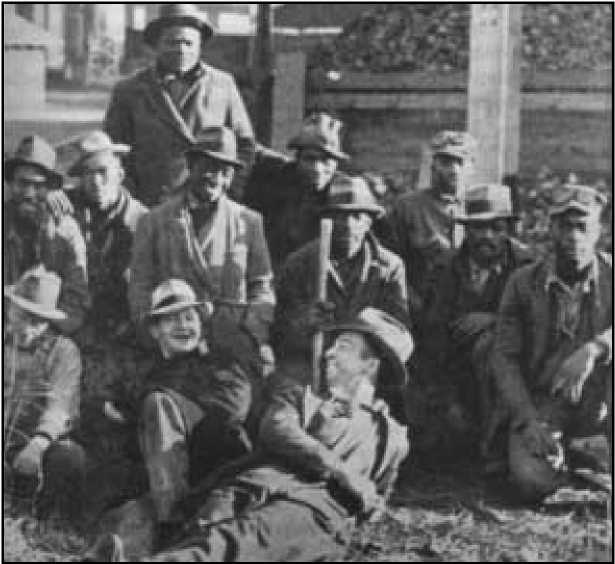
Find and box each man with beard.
[68,131,148,339]
[492,184,611,502]
[386,131,476,322]
[84,308,411,562]
[4,267,86,522]
[274,175,409,412]
[243,112,349,269]
[129,126,275,380]
[104,4,254,206]
[4,135,89,335]
[137,279,252,542]
[419,184,534,458]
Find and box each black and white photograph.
[3,2,613,561]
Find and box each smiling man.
[129,126,275,381]
[85,308,411,562]
[104,4,254,206]
[68,131,148,338]
[493,184,611,502]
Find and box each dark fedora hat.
[5,135,64,190]
[185,127,243,168]
[456,183,516,223]
[144,4,216,47]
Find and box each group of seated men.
[4,5,612,562]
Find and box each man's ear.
[364,357,380,383]
[148,322,160,342]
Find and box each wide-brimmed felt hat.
[67,130,131,177]
[144,3,216,47]
[149,279,213,318]
[185,127,243,168]
[324,308,413,386]
[288,113,349,161]
[4,265,67,321]
[456,183,515,223]
[431,130,476,162]
[548,183,606,217]
[5,135,64,190]
[322,173,385,218]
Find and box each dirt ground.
[4,460,612,562]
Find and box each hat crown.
[549,183,606,216]
[151,279,198,312]
[188,126,238,163]
[145,3,215,46]
[158,3,203,20]
[431,130,476,160]
[326,174,377,209]
[78,130,116,154]
[13,135,57,171]
[358,307,414,365]
[463,183,513,219]
[11,266,63,318]
[288,112,346,158]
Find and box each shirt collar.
[156,60,206,83]
[544,253,599,294]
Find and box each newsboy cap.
[144,4,216,47]
[431,130,476,161]
[548,183,606,217]
[288,113,349,161]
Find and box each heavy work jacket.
[129,193,275,348]
[492,252,613,423]
[4,202,90,335]
[104,62,254,207]
[273,233,409,362]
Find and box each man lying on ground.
[86,307,412,561]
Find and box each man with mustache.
[68,131,148,339]
[4,267,86,522]
[85,308,411,562]
[420,184,533,457]
[104,4,254,206]
[243,113,349,270]
[138,278,252,543]
[129,126,275,380]
[386,131,476,323]
[4,135,89,335]
[274,175,409,421]
[493,184,611,502]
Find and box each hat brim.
[323,321,408,386]
[5,158,63,190]
[322,203,385,219]
[433,149,471,162]
[4,287,67,321]
[148,300,206,319]
[144,16,215,47]
[67,144,131,177]
[185,149,244,168]
[549,202,601,217]
[456,212,516,223]
[288,138,349,161]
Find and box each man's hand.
[329,464,384,515]
[46,189,74,220]
[515,418,558,460]
[12,435,50,477]
[450,312,496,344]
[551,342,601,404]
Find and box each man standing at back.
[104,4,254,206]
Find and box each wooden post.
[467,4,522,184]
[254,4,275,145]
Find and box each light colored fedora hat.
[149,279,213,318]
[325,307,414,386]
[322,173,385,218]
[4,265,67,321]
[456,183,516,223]
[67,130,130,177]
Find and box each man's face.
[5,303,49,349]
[81,152,123,212]
[296,148,338,192]
[331,210,373,259]
[431,153,470,198]
[156,25,202,74]
[324,332,379,400]
[465,218,509,265]
[188,156,235,207]
[150,306,202,359]
[551,210,601,271]
[10,165,49,224]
